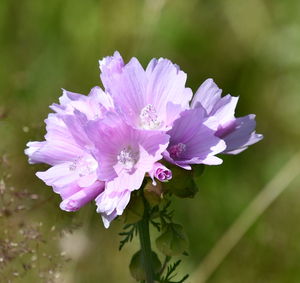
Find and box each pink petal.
[60,181,105,212]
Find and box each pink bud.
[149,163,172,185]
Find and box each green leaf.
[129,250,162,281]
[163,166,198,198]
[156,223,189,256]
[160,259,189,283]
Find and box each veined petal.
[25,141,47,164]
[211,95,239,124]
[96,188,131,228]
[44,114,84,160]
[99,51,125,92]
[220,115,263,154]
[50,87,113,120]
[36,152,98,189]
[107,169,145,193]
[191,79,263,154]
[99,52,192,130]
[191,78,222,113]
[101,56,147,128]
[61,111,91,149]
[36,162,79,188]
[145,58,192,123]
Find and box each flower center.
[169,143,186,159]
[140,104,161,130]
[117,147,139,170]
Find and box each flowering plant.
[25,52,262,282]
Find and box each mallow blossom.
[99,51,193,131]
[25,51,263,228]
[84,114,169,227]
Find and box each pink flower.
[25,52,263,228]
[25,88,109,211]
[84,115,169,227]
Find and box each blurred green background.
[1,0,300,282]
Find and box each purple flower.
[99,52,193,131]
[84,115,169,227]
[149,162,172,185]
[191,79,263,154]
[163,107,226,169]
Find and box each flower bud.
[149,162,172,185]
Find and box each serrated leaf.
[156,224,189,256]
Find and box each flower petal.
[60,181,105,212]
[191,78,222,113]
[96,188,131,228]
[145,58,192,124]
[221,115,263,154]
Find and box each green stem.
[138,190,155,283]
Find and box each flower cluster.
[25,52,262,228]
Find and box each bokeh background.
[1,0,300,282]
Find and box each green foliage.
[192,164,205,186]
[121,193,144,225]
[148,200,173,232]
[162,166,199,198]
[129,250,161,281]
[156,223,189,257]
[148,197,190,281]
[119,192,190,282]
[159,260,189,283]
[118,223,138,251]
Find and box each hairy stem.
[138,189,155,283]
